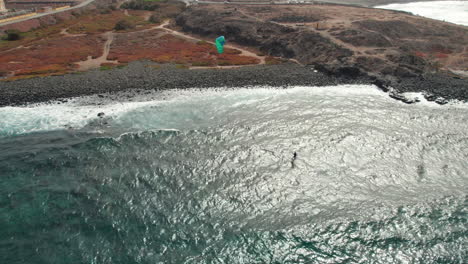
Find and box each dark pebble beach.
[0,61,466,106]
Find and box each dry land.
[0,0,466,105]
[0,2,267,81]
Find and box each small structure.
[37,6,53,12]
[0,0,7,13]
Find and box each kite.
[215,36,226,54]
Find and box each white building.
[0,0,6,13]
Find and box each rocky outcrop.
[176,7,355,75]
[176,4,468,92]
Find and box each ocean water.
[1,85,467,263]
[376,1,468,26]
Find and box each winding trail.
[157,21,266,69]
[60,28,86,37]
[73,19,270,71]
[76,32,117,71]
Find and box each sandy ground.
[76,32,118,71]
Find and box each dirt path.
[0,45,26,54]
[60,28,86,37]
[306,27,364,54]
[76,31,118,71]
[166,26,265,64]
[156,21,266,69]
[74,20,268,71]
[238,7,393,59]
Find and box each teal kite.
[215,36,226,54]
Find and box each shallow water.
[1,85,467,263]
[376,1,468,26]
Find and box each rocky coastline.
[0,1,466,107]
[0,61,466,107]
[0,62,367,106]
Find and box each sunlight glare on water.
[0,85,467,263]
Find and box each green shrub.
[192,61,211,67]
[121,1,161,11]
[218,61,231,66]
[121,0,185,18]
[100,65,113,71]
[114,20,135,31]
[99,8,112,14]
[149,13,162,24]
[4,30,22,41]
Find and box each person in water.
[291,152,297,168]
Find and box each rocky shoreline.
[0,62,366,106]
[0,61,466,107]
[1,1,466,107]
[173,3,468,104]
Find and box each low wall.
[0,9,75,31]
[0,2,93,32]
[7,3,72,9]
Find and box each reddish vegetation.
[0,9,261,80]
[0,10,149,80]
[1,10,152,49]
[0,35,105,78]
[108,31,259,66]
[413,51,427,58]
[0,10,148,52]
[414,51,450,60]
[127,10,152,18]
[435,53,449,59]
[67,10,149,34]
[1,19,42,32]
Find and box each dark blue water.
[1,86,467,263]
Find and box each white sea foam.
[376,1,468,26]
[0,100,155,136]
[0,85,466,136]
[1,84,468,224]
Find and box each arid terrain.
[0,0,467,105]
[177,4,468,80]
[0,1,268,81]
[296,0,454,7]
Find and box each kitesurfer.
[291,152,297,168]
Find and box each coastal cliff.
[176,4,468,99]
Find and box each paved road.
[0,0,96,27]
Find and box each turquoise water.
[1,86,467,263]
